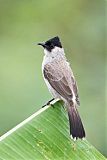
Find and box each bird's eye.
[46,42,54,48]
[46,41,51,46]
[50,43,54,48]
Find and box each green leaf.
[0,102,106,160]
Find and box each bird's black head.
[38,36,62,52]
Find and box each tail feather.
[68,106,85,140]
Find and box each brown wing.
[43,59,80,105]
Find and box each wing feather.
[43,59,80,105]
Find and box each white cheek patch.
[52,47,64,55]
[52,47,59,54]
[44,47,64,56]
[44,47,58,56]
[44,49,50,55]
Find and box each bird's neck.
[44,46,65,58]
[45,47,64,56]
[42,49,66,66]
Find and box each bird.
[38,36,85,140]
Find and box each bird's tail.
[68,105,85,140]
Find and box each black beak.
[37,43,46,48]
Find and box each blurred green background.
[0,0,105,157]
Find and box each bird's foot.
[42,98,55,108]
[42,98,60,108]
